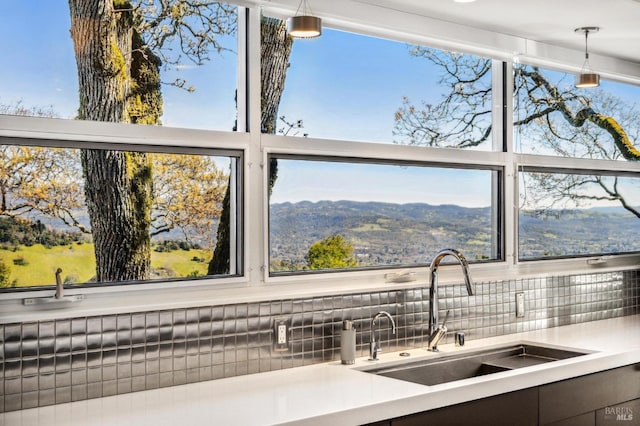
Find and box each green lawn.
[1,243,211,287]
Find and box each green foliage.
[306,234,358,270]
[154,240,202,253]
[0,258,17,288]
[0,217,87,249]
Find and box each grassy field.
[1,243,211,287]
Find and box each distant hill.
[519,207,640,258]
[270,200,494,271]
[270,201,640,271]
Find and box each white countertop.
[3,315,640,426]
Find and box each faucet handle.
[427,310,450,352]
[427,324,447,352]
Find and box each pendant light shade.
[576,72,600,88]
[287,0,322,38]
[575,27,600,88]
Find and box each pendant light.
[574,27,600,88]
[287,0,322,38]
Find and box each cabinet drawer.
[392,387,538,426]
[540,364,640,425]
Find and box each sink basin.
[362,344,589,386]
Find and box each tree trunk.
[260,17,293,134]
[207,183,231,275]
[208,17,293,274]
[81,150,152,281]
[69,0,154,282]
[261,18,293,199]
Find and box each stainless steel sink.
[362,344,589,386]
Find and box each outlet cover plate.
[273,317,290,352]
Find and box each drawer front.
[393,388,538,426]
[540,364,640,425]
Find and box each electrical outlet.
[277,324,287,344]
[516,292,525,318]
[273,317,290,352]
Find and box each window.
[519,169,640,260]
[268,156,501,274]
[270,27,493,149]
[0,142,242,289]
[514,63,640,260]
[513,64,640,161]
[0,1,244,293]
[0,1,238,131]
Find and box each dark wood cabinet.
[367,363,640,426]
[539,364,640,425]
[391,388,538,426]
[545,412,595,426]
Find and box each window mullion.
[500,60,518,265]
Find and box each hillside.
[270,200,493,271]
[270,201,640,271]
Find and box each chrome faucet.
[369,311,396,361]
[427,249,474,351]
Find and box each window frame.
[1,3,640,322]
[0,117,251,297]
[265,152,504,276]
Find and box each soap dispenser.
[340,320,356,365]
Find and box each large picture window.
[0,1,238,131]
[0,142,242,289]
[268,156,501,274]
[2,3,640,300]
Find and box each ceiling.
[353,0,640,64]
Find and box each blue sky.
[270,159,494,206]
[278,29,444,143]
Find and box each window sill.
[1,254,638,325]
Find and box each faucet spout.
[428,249,474,351]
[369,311,396,361]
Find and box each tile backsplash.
[1,270,639,412]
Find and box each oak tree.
[394,47,640,217]
[68,0,235,281]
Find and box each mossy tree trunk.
[208,17,293,274]
[69,0,160,282]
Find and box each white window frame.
[1,2,640,323]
